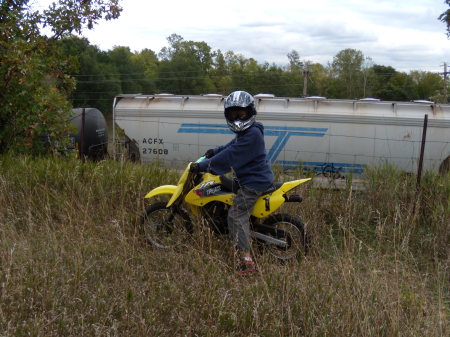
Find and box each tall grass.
[0,155,448,336]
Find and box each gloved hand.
[190,163,200,174]
[204,149,215,159]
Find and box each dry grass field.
[0,156,448,336]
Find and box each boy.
[190,90,274,275]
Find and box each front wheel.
[139,202,193,249]
[257,213,310,261]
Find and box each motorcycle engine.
[201,201,229,234]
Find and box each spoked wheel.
[140,202,193,249]
[258,213,310,261]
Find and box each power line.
[69,70,435,79]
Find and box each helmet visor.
[226,109,249,122]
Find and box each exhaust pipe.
[285,194,303,203]
[250,231,287,248]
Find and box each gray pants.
[227,186,263,252]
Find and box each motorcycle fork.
[187,203,200,216]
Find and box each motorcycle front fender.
[144,185,177,199]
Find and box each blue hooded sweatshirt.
[197,122,274,191]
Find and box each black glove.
[190,163,200,173]
[204,149,215,159]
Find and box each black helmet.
[224,90,257,133]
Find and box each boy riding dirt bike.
[190,90,275,275]
[140,91,311,276]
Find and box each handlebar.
[195,156,207,163]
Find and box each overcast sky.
[34,0,449,73]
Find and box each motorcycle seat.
[262,182,283,194]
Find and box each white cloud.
[33,0,450,72]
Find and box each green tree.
[252,62,286,96]
[410,71,443,100]
[227,53,260,93]
[376,72,416,101]
[331,48,364,98]
[283,50,304,97]
[306,63,329,97]
[0,0,121,154]
[439,0,450,37]
[287,50,303,72]
[361,56,375,97]
[133,49,158,80]
[108,46,155,94]
[58,36,121,114]
[370,65,397,99]
[156,34,213,94]
[210,49,232,94]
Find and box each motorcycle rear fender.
[279,178,311,193]
[252,178,311,218]
[252,193,285,218]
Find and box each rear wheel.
[258,213,310,261]
[139,202,192,249]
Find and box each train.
[112,94,450,176]
[71,108,108,160]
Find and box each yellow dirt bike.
[140,157,311,261]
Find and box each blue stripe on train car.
[177,123,364,173]
[279,161,366,174]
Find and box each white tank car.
[113,94,450,176]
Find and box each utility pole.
[303,63,309,97]
[441,62,449,103]
[444,62,448,103]
[79,108,86,162]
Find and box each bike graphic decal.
[198,180,215,189]
[195,183,229,197]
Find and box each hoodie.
[197,122,274,191]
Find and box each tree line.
[1,0,449,154]
[62,34,448,115]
